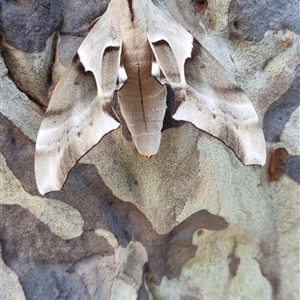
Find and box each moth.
[35,0,266,195]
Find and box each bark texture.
[0,0,299,299]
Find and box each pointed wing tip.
[244,158,266,167]
[241,150,266,167]
[35,160,64,195]
[242,135,266,167]
[37,181,63,196]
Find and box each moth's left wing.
[35,17,122,195]
[147,9,266,166]
[175,40,266,166]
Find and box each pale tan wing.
[147,10,265,166]
[35,17,121,195]
[146,5,193,88]
[173,40,266,166]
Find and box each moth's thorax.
[118,3,152,79]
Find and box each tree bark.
[0,0,299,299]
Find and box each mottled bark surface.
[0,0,299,299]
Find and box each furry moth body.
[35,0,266,195]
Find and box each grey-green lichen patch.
[263,65,300,142]
[0,153,84,240]
[268,106,300,184]
[147,230,272,300]
[0,246,26,300]
[0,55,44,141]
[95,228,119,249]
[1,36,55,107]
[280,106,300,155]
[262,175,300,299]
[111,242,148,299]
[178,131,275,238]
[285,156,300,184]
[228,0,300,42]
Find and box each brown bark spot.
[269,148,290,182]
[194,0,208,12]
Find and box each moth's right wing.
[35,17,122,195]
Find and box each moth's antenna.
[60,29,89,37]
[60,16,101,36]
[127,0,135,22]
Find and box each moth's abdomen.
[118,76,167,157]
